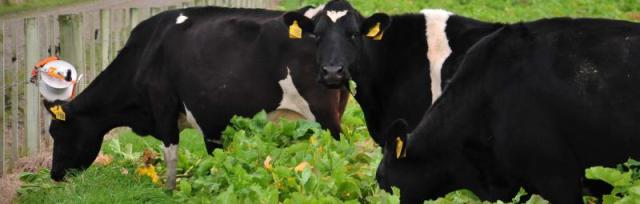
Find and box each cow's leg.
[163,142,178,189]
[149,92,180,189]
[202,122,228,154]
[204,134,223,155]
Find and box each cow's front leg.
[163,142,179,189]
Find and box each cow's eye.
[349,33,359,39]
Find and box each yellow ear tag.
[289,20,303,39]
[50,105,66,121]
[395,137,404,159]
[367,22,381,38]
[373,32,384,41]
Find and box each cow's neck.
[66,50,153,136]
[353,13,502,144]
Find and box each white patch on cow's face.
[304,4,325,18]
[421,9,453,104]
[276,67,316,121]
[181,103,202,134]
[326,10,348,23]
[176,14,188,24]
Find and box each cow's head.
[43,100,103,181]
[375,119,467,202]
[283,0,390,89]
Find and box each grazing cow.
[283,0,502,146]
[43,6,349,189]
[376,18,640,203]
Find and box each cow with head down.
[42,5,348,189]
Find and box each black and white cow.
[376,17,640,203]
[283,0,502,146]
[284,0,640,202]
[43,6,349,189]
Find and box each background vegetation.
[15,0,640,203]
[0,0,94,16]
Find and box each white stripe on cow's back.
[277,67,316,121]
[176,13,188,24]
[421,9,453,104]
[304,4,325,18]
[326,10,348,23]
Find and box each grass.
[17,166,174,204]
[0,0,95,16]
[17,130,205,204]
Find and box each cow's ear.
[361,13,391,41]
[283,12,314,39]
[384,119,409,160]
[43,100,68,121]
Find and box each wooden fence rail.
[0,0,274,176]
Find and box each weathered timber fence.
[0,0,275,176]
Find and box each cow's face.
[375,119,452,202]
[283,1,390,89]
[44,100,102,181]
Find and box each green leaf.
[525,195,550,204]
[586,166,633,187]
[179,180,192,195]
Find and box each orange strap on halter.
[35,56,59,68]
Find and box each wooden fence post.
[58,15,84,91]
[24,17,40,156]
[119,9,127,50]
[0,21,4,175]
[150,7,161,16]
[11,27,20,166]
[100,9,110,70]
[182,2,191,8]
[129,8,140,31]
[194,0,205,6]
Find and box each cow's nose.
[322,66,344,74]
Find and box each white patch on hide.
[277,67,316,121]
[326,10,348,23]
[421,9,453,104]
[176,14,188,24]
[182,103,203,135]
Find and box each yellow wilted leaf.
[136,165,160,184]
[295,161,310,172]
[264,156,273,170]
[309,136,317,145]
[93,152,113,166]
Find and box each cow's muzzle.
[321,66,346,88]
